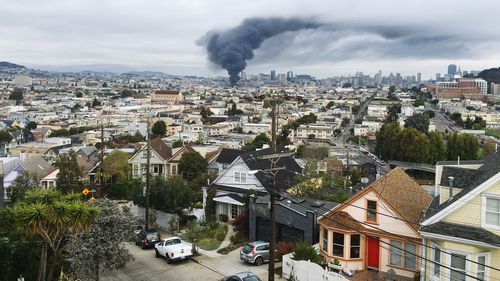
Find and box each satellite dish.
[361,177,369,184]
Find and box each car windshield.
[243,244,253,254]
[146,233,159,239]
[243,276,262,281]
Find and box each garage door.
[278,224,304,243]
[256,217,269,242]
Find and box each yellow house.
[420,153,500,281]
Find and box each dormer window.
[367,200,377,223]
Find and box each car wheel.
[155,249,160,258]
[254,256,263,266]
[166,255,171,264]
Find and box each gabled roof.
[21,156,55,180]
[423,151,500,224]
[216,148,244,164]
[150,137,172,160]
[240,146,302,191]
[371,167,432,230]
[320,167,431,232]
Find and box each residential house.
[207,148,244,175]
[249,194,337,244]
[420,152,500,281]
[296,124,336,140]
[318,168,432,280]
[128,137,195,180]
[203,146,301,222]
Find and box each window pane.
[350,235,360,259]
[486,212,500,226]
[322,230,328,251]
[332,233,344,257]
[433,247,441,276]
[450,270,466,281]
[477,256,485,271]
[486,198,500,212]
[390,241,402,266]
[451,254,466,269]
[404,243,417,270]
[367,200,377,221]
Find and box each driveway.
[101,243,283,281]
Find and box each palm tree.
[13,189,99,281]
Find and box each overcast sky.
[1,0,500,79]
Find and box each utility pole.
[99,123,105,197]
[268,98,277,281]
[145,111,151,229]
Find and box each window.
[133,164,139,176]
[234,172,247,183]
[350,234,360,259]
[477,254,488,281]
[172,165,177,175]
[367,200,377,222]
[153,165,159,174]
[486,197,500,227]
[322,229,328,252]
[332,233,344,257]
[231,204,238,219]
[142,150,147,158]
[404,243,417,270]
[431,245,441,278]
[450,253,466,281]
[390,241,417,270]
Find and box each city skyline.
[2,0,500,79]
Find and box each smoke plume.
[205,17,320,86]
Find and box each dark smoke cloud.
[205,17,320,85]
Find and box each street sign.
[88,197,96,202]
[82,188,89,196]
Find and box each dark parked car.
[240,241,270,266]
[136,229,160,249]
[221,272,262,281]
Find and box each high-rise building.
[286,71,293,81]
[474,78,488,95]
[270,70,276,81]
[448,64,457,76]
[277,73,286,83]
[417,73,421,83]
[436,73,441,81]
[491,83,500,96]
[240,71,247,80]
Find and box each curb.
[191,257,226,277]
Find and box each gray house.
[249,194,337,244]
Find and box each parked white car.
[154,237,193,263]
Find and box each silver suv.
[240,241,269,266]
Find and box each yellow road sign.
[88,197,96,202]
[82,188,89,196]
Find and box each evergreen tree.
[151,120,167,137]
[55,151,82,194]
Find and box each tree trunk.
[46,249,58,281]
[37,242,48,281]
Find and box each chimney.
[448,176,454,203]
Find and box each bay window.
[350,234,360,258]
[322,229,328,252]
[450,253,466,281]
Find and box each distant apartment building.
[366,105,387,119]
[491,83,500,96]
[242,123,271,134]
[461,111,500,127]
[204,122,233,136]
[435,78,488,101]
[13,75,32,87]
[151,90,182,104]
[296,124,335,139]
[353,121,382,136]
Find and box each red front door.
[367,236,379,269]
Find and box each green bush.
[292,242,322,265]
[198,238,221,251]
[229,234,237,244]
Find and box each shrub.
[229,234,237,244]
[231,212,248,237]
[292,241,322,265]
[168,214,180,234]
[276,241,295,260]
[215,231,226,241]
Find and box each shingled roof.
[371,167,432,231]
[150,137,172,160]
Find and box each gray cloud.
[1,0,500,77]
